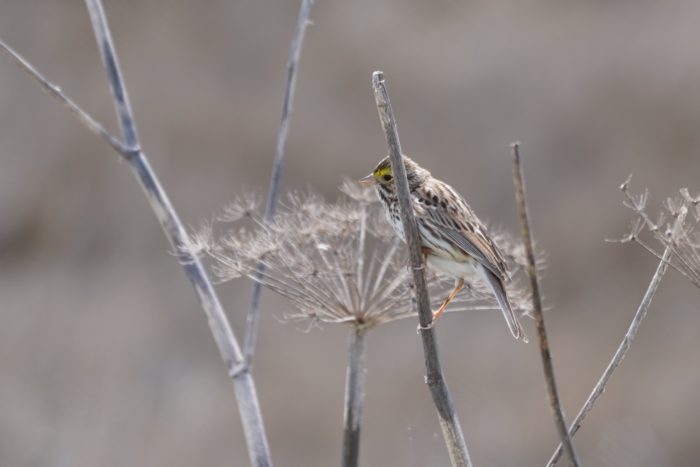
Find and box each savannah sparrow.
[360,156,527,342]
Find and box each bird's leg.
[433,278,464,321]
[418,278,464,331]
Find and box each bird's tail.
[479,265,528,343]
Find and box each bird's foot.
[416,310,440,332]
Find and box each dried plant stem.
[546,244,673,466]
[510,143,580,467]
[83,2,272,464]
[245,0,314,365]
[342,326,368,467]
[0,40,129,156]
[372,71,472,467]
[2,37,273,467]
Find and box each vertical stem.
[83,1,272,465]
[342,326,368,467]
[244,0,314,365]
[372,71,472,467]
[356,207,367,311]
[510,143,580,467]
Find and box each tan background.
[2,1,700,466]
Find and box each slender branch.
[510,143,580,467]
[82,1,272,465]
[0,39,130,156]
[244,0,314,365]
[372,71,472,467]
[546,224,680,466]
[342,326,368,467]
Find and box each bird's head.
[359,156,428,192]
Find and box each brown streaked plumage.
[360,155,527,342]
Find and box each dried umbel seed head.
[620,182,700,289]
[196,181,534,329]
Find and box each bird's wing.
[412,181,508,278]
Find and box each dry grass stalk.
[371,70,470,467]
[1,2,274,465]
[245,0,315,365]
[511,142,581,467]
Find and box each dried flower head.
[619,178,700,288]
[198,181,534,330]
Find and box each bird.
[359,155,527,342]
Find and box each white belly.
[427,254,479,280]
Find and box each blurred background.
[1,1,700,466]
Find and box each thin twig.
[0,39,130,156]
[244,0,314,366]
[546,218,681,466]
[510,142,580,467]
[84,1,272,465]
[342,326,368,467]
[372,71,472,467]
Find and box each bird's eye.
[383,174,392,182]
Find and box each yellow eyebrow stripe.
[375,166,392,177]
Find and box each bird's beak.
[358,174,375,185]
